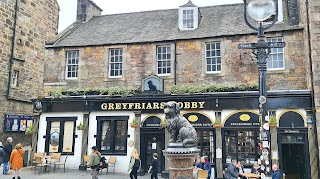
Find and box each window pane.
[115,121,126,151]
[62,121,74,152]
[101,121,112,151]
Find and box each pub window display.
[45,118,76,154]
[196,130,215,163]
[97,116,128,154]
[225,130,258,166]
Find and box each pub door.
[140,130,165,174]
[278,129,310,179]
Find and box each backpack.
[99,156,108,169]
[134,159,141,168]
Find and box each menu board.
[49,121,60,153]
[62,121,74,152]
[4,114,33,132]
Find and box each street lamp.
[238,0,286,177]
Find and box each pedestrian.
[251,162,263,174]
[271,164,282,179]
[148,153,158,179]
[87,146,101,179]
[195,156,212,179]
[10,143,25,179]
[128,149,140,179]
[3,137,13,175]
[225,159,239,179]
[0,142,5,166]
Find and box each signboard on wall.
[224,112,259,128]
[183,112,213,128]
[3,114,33,132]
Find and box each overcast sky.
[57,0,243,32]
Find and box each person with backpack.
[0,142,5,167]
[10,143,25,179]
[128,149,140,179]
[87,146,101,179]
[148,153,158,179]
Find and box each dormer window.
[179,1,199,30]
[183,9,194,29]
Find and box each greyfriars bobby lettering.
[164,101,197,146]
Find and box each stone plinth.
[163,143,200,179]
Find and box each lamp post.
[238,0,286,177]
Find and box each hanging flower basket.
[269,123,277,128]
[130,123,139,128]
[77,122,85,130]
[25,126,36,136]
[161,123,167,129]
[213,124,222,128]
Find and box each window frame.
[182,9,194,29]
[205,42,222,74]
[65,51,80,80]
[45,117,77,155]
[108,48,123,78]
[156,45,172,76]
[96,116,129,155]
[267,37,285,71]
[11,70,19,87]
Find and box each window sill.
[65,78,78,80]
[267,69,286,74]
[205,71,223,76]
[10,86,18,89]
[100,152,127,156]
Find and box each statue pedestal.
[163,143,200,179]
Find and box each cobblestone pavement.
[0,167,164,179]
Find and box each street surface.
[0,167,164,179]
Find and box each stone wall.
[43,30,308,94]
[0,0,59,145]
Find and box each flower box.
[130,123,139,128]
[213,124,222,128]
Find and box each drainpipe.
[7,0,19,99]
[174,40,177,85]
[306,0,320,176]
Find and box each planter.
[269,123,277,128]
[161,123,167,128]
[77,126,85,130]
[25,131,35,136]
[213,124,222,128]
[130,123,139,128]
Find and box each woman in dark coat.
[3,137,13,175]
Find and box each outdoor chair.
[107,156,117,173]
[34,157,48,174]
[54,154,68,173]
[48,153,61,166]
[83,155,90,164]
[197,170,209,179]
[31,153,44,170]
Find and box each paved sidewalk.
[1,167,164,179]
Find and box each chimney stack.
[77,0,103,22]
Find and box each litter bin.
[23,150,28,167]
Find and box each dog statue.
[148,80,157,91]
[164,101,197,146]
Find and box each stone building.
[0,0,59,145]
[36,0,318,178]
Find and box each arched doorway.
[277,111,310,179]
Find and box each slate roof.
[47,3,303,48]
[180,0,197,7]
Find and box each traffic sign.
[267,42,286,48]
[238,43,256,49]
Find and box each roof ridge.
[46,21,83,46]
[97,3,243,17]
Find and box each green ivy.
[170,83,259,94]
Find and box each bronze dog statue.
[164,101,197,146]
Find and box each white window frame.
[267,37,285,71]
[156,46,171,76]
[205,42,222,74]
[182,9,194,29]
[108,48,123,78]
[178,7,199,30]
[11,70,19,87]
[65,51,79,80]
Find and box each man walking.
[3,137,13,175]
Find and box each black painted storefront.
[36,90,313,177]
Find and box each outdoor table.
[40,156,52,173]
[240,173,260,179]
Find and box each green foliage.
[77,122,85,130]
[131,119,138,124]
[269,116,276,124]
[25,125,35,136]
[170,83,259,94]
[48,87,139,98]
[214,118,221,124]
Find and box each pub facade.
[33,0,318,178]
[33,90,316,178]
